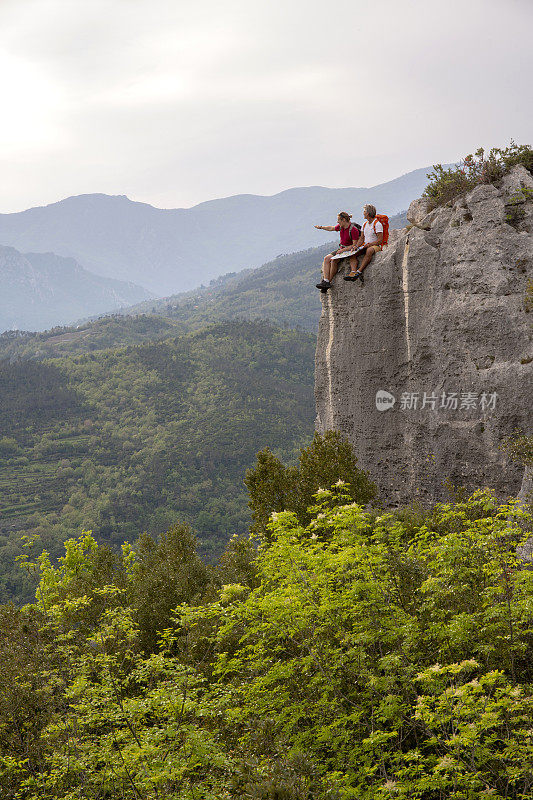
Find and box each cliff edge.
[315,165,532,504]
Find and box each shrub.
[502,431,533,467]
[0,436,19,456]
[526,278,533,313]
[423,141,533,210]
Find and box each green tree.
[208,489,533,799]
[129,523,215,654]
[245,431,377,539]
[244,447,297,539]
[0,604,58,800]
[294,430,377,523]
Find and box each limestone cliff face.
[315,166,533,504]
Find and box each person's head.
[363,204,376,221]
[337,211,352,228]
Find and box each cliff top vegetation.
[423,141,533,210]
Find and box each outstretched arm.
[315,225,336,231]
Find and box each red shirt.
[335,223,359,247]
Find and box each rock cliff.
[315,166,533,504]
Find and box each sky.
[0,0,531,212]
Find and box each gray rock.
[516,466,533,563]
[315,167,533,505]
[517,466,533,506]
[407,197,433,225]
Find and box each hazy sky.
[0,0,531,212]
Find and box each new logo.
[375,390,396,411]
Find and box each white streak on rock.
[401,235,411,374]
[324,290,336,429]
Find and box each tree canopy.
[1,487,531,800]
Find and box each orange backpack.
[371,213,389,246]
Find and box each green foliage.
[130,523,214,653]
[210,490,533,799]
[0,360,84,435]
[216,533,260,589]
[0,314,182,361]
[29,613,230,800]
[501,432,533,467]
[0,603,57,797]
[0,320,315,603]
[245,430,377,539]
[0,491,532,799]
[0,529,225,798]
[0,436,19,456]
[423,141,533,209]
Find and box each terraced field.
[0,434,92,517]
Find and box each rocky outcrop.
[315,166,533,504]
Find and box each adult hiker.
[315,212,360,292]
[344,204,386,283]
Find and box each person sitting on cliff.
[343,204,383,283]
[314,212,360,292]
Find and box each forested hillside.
[0,320,315,603]
[1,487,532,799]
[144,243,330,331]
[0,315,183,361]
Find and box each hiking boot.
[344,271,364,284]
[316,280,331,290]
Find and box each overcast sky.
[0,0,531,212]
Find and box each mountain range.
[0,246,151,332]
[124,214,407,333]
[0,210,406,352]
[0,167,433,298]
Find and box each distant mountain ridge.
[0,245,151,332]
[0,211,407,348]
[0,167,433,295]
[121,210,409,332]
